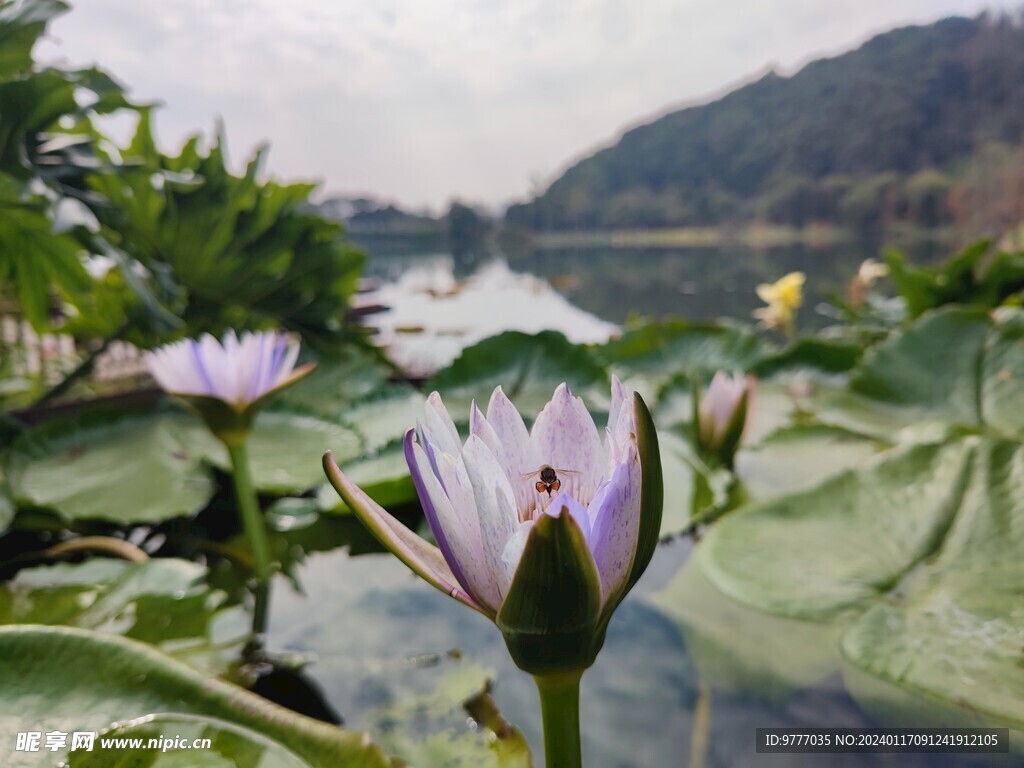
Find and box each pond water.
[266,238,1014,767]
[361,238,951,332]
[266,523,1014,768]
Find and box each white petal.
[411,442,501,612]
[499,519,534,594]
[461,434,519,598]
[197,333,234,403]
[530,384,606,503]
[422,391,462,457]
[485,386,534,476]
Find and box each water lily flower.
[147,330,315,597]
[324,378,663,766]
[325,376,663,765]
[753,271,805,336]
[695,372,755,467]
[146,330,314,444]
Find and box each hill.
[505,14,1024,235]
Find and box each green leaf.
[735,425,882,499]
[71,714,313,767]
[191,410,363,494]
[702,439,974,619]
[840,440,1024,728]
[0,558,246,675]
[0,625,392,768]
[5,411,215,524]
[982,308,1024,437]
[497,509,602,675]
[593,321,768,403]
[427,331,608,419]
[752,338,862,379]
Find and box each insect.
[521,465,578,497]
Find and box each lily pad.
[982,308,1024,437]
[69,714,313,767]
[840,439,1024,729]
[594,321,768,404]
[180,410,362,495]
[0,625,392,768]
[734,425,882,499]
[277,348,394,418]
[5,411,215,524]
[0,558,247,674]
[700,436,1024,727]
[702,439,973,620]
[341,390,426,454]
[427,330,608,418]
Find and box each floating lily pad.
[69,713,312,767]
[277,348,393,418]
[982,308,1024,437]
[702,439,973,620]
[840,439,1024,729]
[4,411,215,525]
[699,436,1024,727]
[594,321,768,404]
[734,425,882,499]
[341,390,426,454]
[0,625,392,768]
[0,558,247,675]
[180,410,362,495]
[427,330,608,418]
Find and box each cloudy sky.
[41,0,1008,212]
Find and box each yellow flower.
[753,271,805,334]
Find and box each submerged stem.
[535,670,584,768]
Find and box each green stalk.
[535,670,584,768]
[226,440,272,586]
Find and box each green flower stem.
[226,440,272,587]
[535,670,584,768]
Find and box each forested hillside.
[505,14,1024,234]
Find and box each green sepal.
[171,363,317,446]
[497,507,603,675]
[172,394,255,446]
[626,393,664,594]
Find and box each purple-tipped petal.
[546,491,593,541]
[530,383,605,502]
[432,447,504,612]
[323,450,487,617]
[406,433,500,612]
[587,440,642,607]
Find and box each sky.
[40,0,1011,213]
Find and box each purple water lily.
[695,371,754,467]
[147,331,308,409]
[325,377,662,767]
[324,377,661,645]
